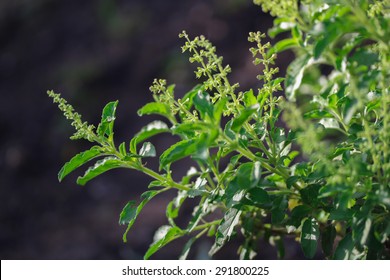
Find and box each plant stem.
[192,219,221,232]
[136,164,191,192]
[222,133,302,191]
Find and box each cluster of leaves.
[269,0,390,259]
[48,0,390,259]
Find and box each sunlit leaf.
[76,157,125,186]
[144,226,182,259]
[181,84,203,110]
[352,211,373,246]
[119,191,158,242]
[246,187,271,207]
[166,191,187,222]
[160,139,197,168]
[97,101,118,138]
[209,208,242,256]
[243,89,257,107]
[268,38,298,57]
[193,91,214,120]
[137,102,170,118]
[334,232,354,260]
[237,161,262,189]
[139,142,156,157]
[231,104,259,132]
[285,54,314,101]
[58,146,102,182]
[130,121,169,153]
[301,218,320,259]
[179,237,196,260]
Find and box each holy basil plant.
[48,0,390,259]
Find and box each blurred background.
[0,0,299,259]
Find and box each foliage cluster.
[48,0,390,259]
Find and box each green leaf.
[243,89,257,107]
[137,102,170,118]
[186,198,210,231]
[246,187,271,207]
[281,150,299,167]
[334,232,354,260]
[268,38,298,57]
[300,184,322,207]
[231,104,259,132]
[329,208,353,221]
[76,157,125,186]
[160,139,197,168]
[166,191,187,222]
[229,154,242,166]
[119,142,127,157]
[313,21,340,58]
[271,195,288,224]
[213,98,227,124]
[291,25,302,40]
[319,184,346,198]
[58,146,102,182]
[97,101,118,138]
[304,109,333,119]
[268,19,295,38]
[376,185,390,208]
[181,84,203,110]
[209,208,242,256]
[301,218,320,259]
[144,225,182,259]
[148,180,169,189]
[225,162,262,207]
[285,54,313,101]
[193,91,214,120]
[321,225,336,257]
[237,161,262,189]
[130,121,169,153]
[119,191,158,242]
[225,179,246,207]
[167,84,175,96]
[119,201,137,225]
[286,175,300,189]
[318,118,339,129]
[290,205,311,227]
[352,211,373,246]
[139,142,156,157]
[192,133,210,161]
[224,120,236,140]
[172,122,211,136]
[179,237,196,260]
[349,49,379,69]
[373,219,390,244]
[270,127,286,144]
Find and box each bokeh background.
[0,0,300,259]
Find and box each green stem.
[174,98,198,122]
[223,134,302,191]
[137,164,191,192]
[192,219,221,232]
[198,161,217,190]
[329,108,349,134]
[263,223,297,235]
